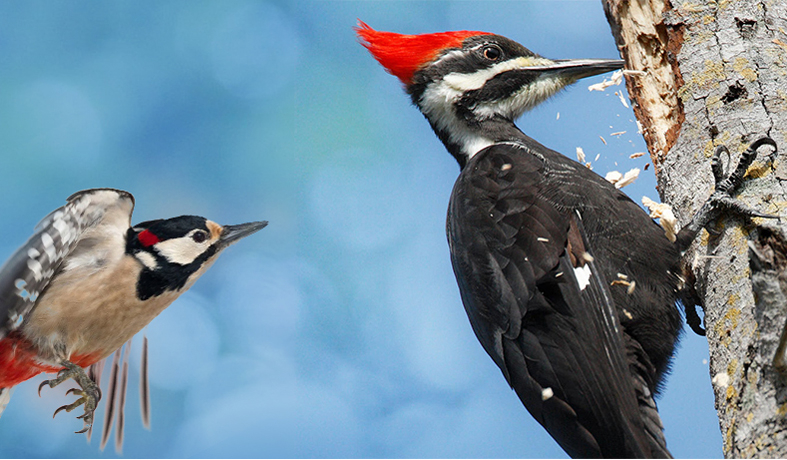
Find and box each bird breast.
[21,256,180,365]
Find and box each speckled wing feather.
[447,143,668,458]
[0,188,135,338]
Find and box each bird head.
[357,21,623,162]
[127,216,267,300]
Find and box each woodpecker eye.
[483,45,502,61]
[192,231,208,243]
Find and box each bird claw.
[713,136,778,195]
[677,136,780,251]
[37,361,101,434]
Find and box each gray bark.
[602,0,787,457]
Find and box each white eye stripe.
[154,233,212,265]
[442,57,555,92]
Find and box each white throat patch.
[419,80,493,160]
[135,251,158,270]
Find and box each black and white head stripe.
[0,189,135,337]
[127,216,265,300]
[126,216,216,300]
[406,34,622,163]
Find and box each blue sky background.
[0,1,721,458]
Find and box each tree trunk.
[601,0,787,457]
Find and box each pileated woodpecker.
[357,22,777,458]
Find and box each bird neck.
[426,114,525,169]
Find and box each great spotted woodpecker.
[0,188,266,449]
[358,22,777,458]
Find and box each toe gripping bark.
[676,137,779,335]
[38,361,102,434]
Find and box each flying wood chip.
[642,196,678,242]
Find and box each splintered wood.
[641,196,678,242]
[605,168,640,189]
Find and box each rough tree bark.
[601,0,787,457]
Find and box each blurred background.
[0,1,720,458]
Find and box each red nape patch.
[138,229,160,247]
[355,21,490,85]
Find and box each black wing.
[447,143,669,458]
[0,188,135,338]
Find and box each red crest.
[356,21,489,85]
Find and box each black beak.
[218,221,268,248]
[539,59,625,81]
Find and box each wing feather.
[448,144,669,458]
[0,189,134,338]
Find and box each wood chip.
[642,196,678,242]
[615,168,640,188]
[617,90,629,108]
[611,70,623,85]
[576,147,586,163]
[611,131,626,137]
[599,136,607,145]
[622,70,646,77]
[629,152,646,159]
[541,387,554,401]
[611,279,635,294]
[606,168,639,189]
[587,70,623,91]
[605,170,623,183]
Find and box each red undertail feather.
[0,333,101,388]
[355,21,490,85]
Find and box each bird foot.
[676,136,779,252]
[38,361,102,434]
